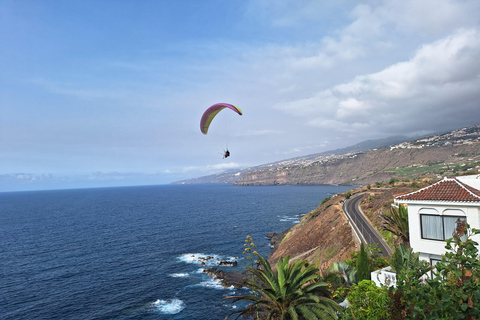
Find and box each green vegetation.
[381,204,409,247]
[384,160,480,178]
[346,244,389,272]
[281,231,292,244]
[225,243,341,319]
[340,220,480,319]
[385,163,446,176]
[321,196,332,205]
[390,243,430,277]
[227,225,480,319]
[342,280,391,320]
[227,182,480,319]
[397,221,480,319]
[356,243,370,282]
[388,178,399,185]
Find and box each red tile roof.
[395,177,480,202]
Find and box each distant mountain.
[329,135,413,154]
[172,124,480,186]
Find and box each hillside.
[173,124,480,186]
[267,180,428,271]
[237,143,480,186]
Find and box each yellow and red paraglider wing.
[200,103,242,135]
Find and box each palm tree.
[224,254,341,320]
[381,204,409,247]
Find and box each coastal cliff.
[174,124,480,186]
[267,182,420,269]
[235,143,480,186]
[268,191,357,270]
[214,181,425,287]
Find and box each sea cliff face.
[214,183,422,286]
[267,182,419,270]
[268,191,357,270]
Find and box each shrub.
[389,178,399,185]
[321,196,332,205]
[398,221,480,319]
[342,280,392,320]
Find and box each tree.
[346,244,388,272]
[357,243,370,282]
[381,205,409,247]
[225,254,341,320]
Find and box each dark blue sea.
[1,184,352,320]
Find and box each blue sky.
[2,0,480,191]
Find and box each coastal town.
[390,124,480,150]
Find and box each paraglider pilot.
[223,149,230,159]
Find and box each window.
[430,258,442,267]
[430,258,442,279]
[420,214,466,241]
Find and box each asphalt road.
[342,193,393,258]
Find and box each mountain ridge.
[173,124,480,185]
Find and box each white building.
[394,174,480,264]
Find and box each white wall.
[406,202,480,261]
[371,266,397,287]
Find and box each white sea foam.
[279,215,300,223]
[178,253,239,267]
[198,278,235,290]
[153,298,185,314]
[169,273,189,278]
[178,253,220,266]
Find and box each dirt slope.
[268,191,358,270]
[267,182,425,269]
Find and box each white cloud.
[377,0,480,35]
[3,0,480,191]
[278,28,480,137]
[235,129,284,137]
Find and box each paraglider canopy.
[200,103,242,135]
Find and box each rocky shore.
[202,230,291,288]
[201,186,364,288]
[203,268,248,289]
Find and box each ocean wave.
[278,215,301,223]
[178,253,239,266]
[169,273,189,278]
[198,278,235,290]
[153,298,185,314]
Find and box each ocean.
[1,184,352,320]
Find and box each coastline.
[203,229,291,288]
